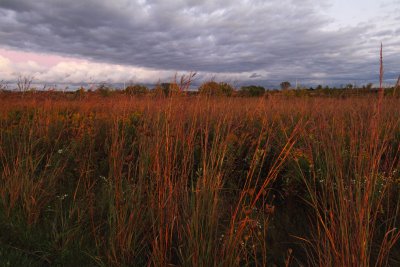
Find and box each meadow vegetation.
[0,89,399,266]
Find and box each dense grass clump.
[0,93,399,266]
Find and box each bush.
[74,87,86,99]
[125,84,149,96]
[280,81,291,90]
[159,83,180,96]
[198,81,234,96]
[239,85,265,97]
[95,84,113,97]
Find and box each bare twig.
[0,80,8,91]
[17,75,34,92]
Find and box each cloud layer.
[0,0,399,85]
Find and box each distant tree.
[96,83,113,97]
[198,81,234,96]
[219,82,234,96]
[125,84,149,95]
[160,82,180,96]
[0,80,7,91]
[239,85,265,97]
[74,86,86,99]
[280,81,291,90]
[366,83,373,90]
[345,83,353,89]
[316,85,323,90]
[17,75,34,92]
[198,81,219,96]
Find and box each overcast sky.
[0,0,399,87]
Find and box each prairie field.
[0,92,399,266]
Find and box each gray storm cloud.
[0,0,399,85]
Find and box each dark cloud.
[0,0,399,85]
[249,73,262,78]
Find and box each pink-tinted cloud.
[0,46,251,84]
[0,47,83,67]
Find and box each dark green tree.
[125,84,149,95]
[160,83,180,96]
[366,83,373,90]
[280,81,291,90]
[239,85,266,97]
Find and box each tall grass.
[292,98,400,266]
[0,93,399,266]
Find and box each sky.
[0,0,399,88]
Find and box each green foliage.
[239,85,265,97]
[124,84,149,95]
[198,81,234,96]
[219,82,234,96]
[280,81,291,90]
[95,84,113,97]
[345,83,354,89]
[160,82,180,96]
[198,81,219,95]
[74,87,85,99]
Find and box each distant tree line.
[3,75,400,98]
